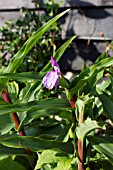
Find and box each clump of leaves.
[1,3,113,170]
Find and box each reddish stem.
[2,88,31,154]
[68,94,77,108]
[68,94,85,170]
[78,139,85,170]
[78,111,85,170]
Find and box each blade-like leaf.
[24,110,72,125]
[0,136,74,154]
[87,135,113,164]
[76,117,105,140]
[0,72,45,81]
[96,88,113,121]
[95,52,106,63]
[24,110,66,123]
[96,78,111,92]
[41,36,76,72]
[0,98,71,115]
[0,144,26,156]
[4,9,70,74]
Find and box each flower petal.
[42,71,59,89]
[51,56,60,72]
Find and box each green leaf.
[8,81,19,102]
[95,52,106,63]
[96,78,111,92]
[19,81,42,102]
[0,98,71,115]
[0,72,45,81]
[101,160,113,170]
[25,122,64,139]
[96,88,113,121]
[0,144,26,156]
[0,157,26,170]
[94,97,103,117]
[76,95,94,115]
[0,114,14,135]
[59,77,70,88]
[4,9,70,74]
[21,81,42,102]
[0,136,74,154]
[35,150,73,170]
[87,135,113,164]
[69,56,113,98]
[57,123,72,142]
[24,109,63,122]
[41,36,76,72]
[76,118,105,140]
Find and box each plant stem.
[78,112,85,170]
[67,92,85,170]
[78,138,85,170]
[2,88,31,154]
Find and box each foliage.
[0,0,61,72]
[0,5,113,170]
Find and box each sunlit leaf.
[35,150,73,170]
[76,118,105,140]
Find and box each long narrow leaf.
[0,98,71,115]
[96,88,113,121]
[0,136,74,154]
[4,9,70,74]
[41,36,76,72]
[0,72,45,81]
[0,144,26,156]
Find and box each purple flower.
[42,57,60,90]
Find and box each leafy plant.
[0,5,113,170]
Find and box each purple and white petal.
[42,71,59,89]
[42,57,61,90]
